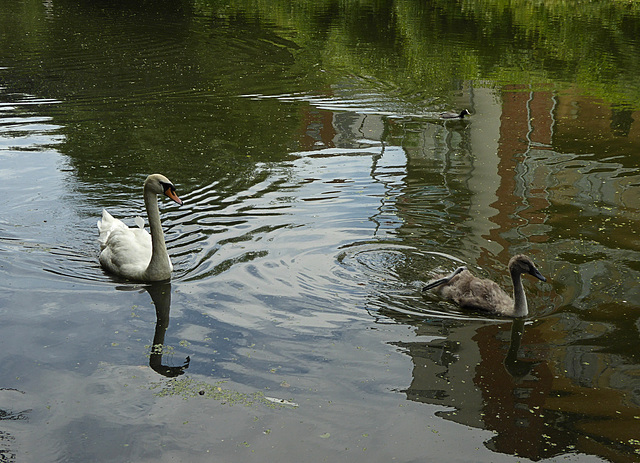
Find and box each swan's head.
[145,174,183,206]
[509,254,546,282]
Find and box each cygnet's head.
[508,254,546,281]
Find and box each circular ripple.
[334,242,491,322]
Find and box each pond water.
[1,0,640,462]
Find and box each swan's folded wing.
[134,216,145,229]
[464,278,513,312]
[98,210,130,249]
[98,226,152,279]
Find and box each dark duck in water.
[439,109,471,119]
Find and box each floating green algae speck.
[149,377,286,409]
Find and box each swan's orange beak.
[164,187,183,206]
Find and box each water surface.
[1,1,640,462]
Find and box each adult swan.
[98,174,183,282]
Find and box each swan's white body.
[98,174,182,282]
[422,254,546,317]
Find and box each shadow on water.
[0,387,30,463]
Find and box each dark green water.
[1,0,640,461]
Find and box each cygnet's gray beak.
[531,267,546,282]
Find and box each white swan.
[98,174,183,282]
[422,255,546,317]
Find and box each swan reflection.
[395,315,551,460]
[145,283,190,377]
[503,318,536,380]
[118,283,190,377]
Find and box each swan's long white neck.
[144,185,171,280]
[510,270,528,317]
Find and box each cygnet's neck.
[510,270,528,317]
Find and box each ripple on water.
[241,74,459,119]
[165,175,295,284]
[0,90,107,287]
[334,242,497,322]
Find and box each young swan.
[422,255,546,317]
